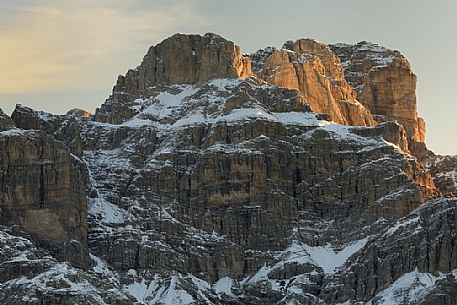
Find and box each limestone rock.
[0,108,14,131]
[251,39,376,127]
[1,33,456,305]
[53,240,94,270]
[321,197,457,304]
[11,104,86,156]
[0,129,87,246]
[11,104,62,132]
[81,78,436,286]
[66,108,91,119]
[426,154,457,197]
[95,33,253,124]
[0,226,134,305]
[330,41,426,144]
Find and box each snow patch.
[245,237,369,287]
[151,276,194,305]
[88,197,128,224]
[213,277,235,297]
[125,275,160,303]
[373,268,444,305]
[384,215,421,237]
[0,128,27,137]
[301,238,368,274]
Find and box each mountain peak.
[2,32,457,305]
[112,33,253,100]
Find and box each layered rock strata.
[251,39,376,127]
[0,132,87,246]
[12,104,89,156]
[0,33,455,305]
[96,33,253,124]
[330,41,426,145]
[426,154,457,197]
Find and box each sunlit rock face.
[0,33,456,305]
[96,33,253,124]
[251,39,377,127]
[116,32,253,91]
[330,41,426,145]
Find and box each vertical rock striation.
[0,128,87,246]
[330,41,426,145]
[96,33,253,124]
[0,108,14,131]
[11,104,89,157]
[0,33,455,305]
[251,39,376,127]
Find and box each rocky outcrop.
[11,104,87,156]
[115,32,252,93]
[426,154,457,196]
[66,108,91,119]
[95,33,253,124]
[251,39,376,127]
[321,198,457,304]
[0,129,87,246]
[82,77,436,287]
[0,226,133,305]
[330,41,426,145]
[0,108,14,131]
[11,104,62,132]
[1,33,455,305]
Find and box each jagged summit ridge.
[0,32,456,305]
[330,41,426,145]
[250,38,377,127]
[113,33,253,98]
[101,33,425,148]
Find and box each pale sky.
[0,0,456,155]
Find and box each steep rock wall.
[251,39,376,127]
[331,41,426,144]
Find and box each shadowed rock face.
[0,33,456,305]
[251,39,377,127]
[330,41,426,145]
[0,128,87,246]
[1,107,92,270]
[12,104,88,157]
[426,154,457,197]
[0,108,14,131]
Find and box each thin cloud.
[0,0,211,94]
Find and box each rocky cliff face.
[0,129,87,246]
[0,33,455,305]
[0,109,14,131]
[114,33,252,95]
[12,104,88,157]
[82,78,435,279]
[0,108,90,271]
[250,39,376,127]
[330,42,426,145]
[96,33,253,124]
[426,154,457,197]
